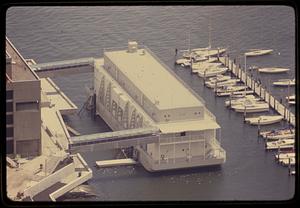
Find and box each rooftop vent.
[128,41,138,53]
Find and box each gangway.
[30,57,96,78]
[69,126,160,154]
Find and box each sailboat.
[244,49,273,57]
[182,22,226,59]
[244,115,283,125]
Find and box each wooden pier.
[219,56,295,127]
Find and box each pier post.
[284,106,286,120]
[257,118,261,139]
[231,60,233,72]
[243,105,246,122]
[259,85,261,97]
[288,158,291,175]
[217,48,220,61]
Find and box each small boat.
[225,95,260,107]
[285,95,295,100]
[273,79,295,86]
[279,157,295,166]
[244,49,273,57]
[206,78,240,88]
[232,99,269,113]
[176,58,189,65]
[288,101,295,105]
[275,151,295,161]
[217,90,254,97]
[265,139,294,150]
[216,85,248,93]
[260,128,295,140]
[197,67,228,77]
[208,75,231,83]
[191,48,227,57]
[192,62,223,71]
[258,67,290,73]
[245,115,283,125]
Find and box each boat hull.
[258,68,290,73]
[233,105,269,113]
[245,116,283,125]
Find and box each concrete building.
[6,37,41,157]
[94,41,226,171]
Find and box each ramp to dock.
[30,57,96,78]
[69,127,160,153]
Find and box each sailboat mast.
[208,21,212,49]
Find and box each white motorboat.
[206,78,240,88]
[244,49,273,57]
[260,128,295,140]
[197,67,228,77]
[258,67,290,73]
[244,115,283,125]
[273,79,295,86]
[232,99,269,113]
[265,139,294,150]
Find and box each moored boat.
[258,67,290,73]
[265,139,294,150]
[197,67,228,77]
[217,90,254,97]
[260,128,295,140]
[216,85,248,93]
[206,78,240,88]
[244,49,273,57]
[273,79,295,86]
[244,115,283,125]
[232,99,269,113]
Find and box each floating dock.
[219,56,295,127]
[95,158,137,168]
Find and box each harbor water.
[6,6,295,201]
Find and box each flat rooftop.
[105,47,203,110]
[6,37,39,81]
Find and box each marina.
[6,6,295,201]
